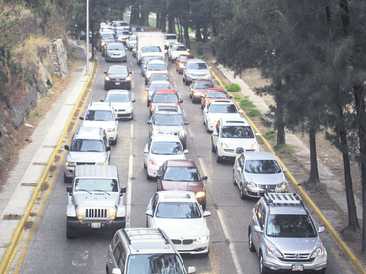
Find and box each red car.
[157,160,208,209]
[200,87,230,109]
[189,80,214,103]
[149,89,182,116]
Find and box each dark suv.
[104,65,131,90]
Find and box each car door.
[253,202,266,247]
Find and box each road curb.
[210,69,366,274]
[0,62,97,273]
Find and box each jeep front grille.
[85,208,108,219]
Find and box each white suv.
[211,117,259,162]
[168,42,190,61]
[146,191,211,255]
[81,102,118,145]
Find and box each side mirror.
[112,268,122,274]
[66,186,72,193]
[236,147,244,154]
[79,116,84,120]
[202,176,208,181]
[106,146,111,152]
[120,186,127,194]
[254,225,263,233]
[64,145,70,151]
[187,266,196,274]
[145,209,153,217]
[146,120,152,125]
[184,149,189,154]
[318,225,325,233]
[203,211,211,217]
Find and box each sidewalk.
[0,62,88,259]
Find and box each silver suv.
[106,228,196,274]
[66,165,126,238]
[248,193,327,274]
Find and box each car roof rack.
[264,192,302,206]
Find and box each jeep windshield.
[221,126,254,138]
[85,110,114,121]
[156,202,201,219]
[147,63,167,71]
[153,114,184,126]
[127,253,185,274]
[266,214,317,238]
[75,178,118,192]
[151,141,183,155]
[70,139,105,152]
[244,160,281,174]
[192,81,213,89]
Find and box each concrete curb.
[211,69,366,274]
[0,63,97,273]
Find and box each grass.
[274,144,295,156]
[225,83,241,93]
[264,129,276,142]
[239,96,261,118]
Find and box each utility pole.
[86,0,90,74]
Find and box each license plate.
[91,222,101,229]
[291,265,304,271]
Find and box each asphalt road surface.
[20,52,355,274]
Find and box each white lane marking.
[198,157,244,274]
[126,124,134,228]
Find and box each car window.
[150,74,169,81]
[156,202,202,219]
[113,242,122,266]
[193,81,213,89]
[163,166,201,182]
[85,110,114,121]
[151,141,183,155]
[152,94,178,104]
[207,91,227,99]
[221,126,254,138]
[70,139,105,152]
[75,179,118,192]
[187,62,208,70]
[176,46,187,51]
[108,43,124,50]
[208,104,237,113]
[147,63,167,71]
[266,214,317,238]
[126,254,185,274]
[106,93,131,102]
[245,160,282,174]
[142,46,161,53]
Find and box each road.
[20,52,355,274]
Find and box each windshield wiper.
[91,189,111,196]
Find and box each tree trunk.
[353,85,366,252]
[202,25,209,41]
[182,17,190,49]
[308,125,320,185]
[168,16,175,33]
[160,12,167,32]
[275,97,286,145]
[195,25,202,41]
[337,109,359,230]
[177,17,183,42]
[130,4,140,25]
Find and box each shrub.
[225,83,241,92]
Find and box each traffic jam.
[61,20,328,274]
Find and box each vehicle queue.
[63,20,328,274]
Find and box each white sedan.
[203,100,241,132]
[144,134,187,179]
[146,191,211,255]
[104,90,135,120]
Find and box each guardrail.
[210,69,366,274]
[0,62,97,273]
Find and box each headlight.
[196,235,209,243]
[149,159,157,166]
[105,76,110,81]
[267,243,283,258]
[196,191,206,199]
[311,246,325,258]
[276,181,288,192]
[247,181,257,189]
[221,142,229,149]
[107,127,116,133]
[107,207,116,219]
[76,208,85,220]
[66,161,75,167]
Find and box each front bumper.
[105,80,131,90]
[67,217,126,231]
[115,109,133,119]
[186,74,211,82]
[171,238,209,255]
[263,252,327,272]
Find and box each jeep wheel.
[259,252,270,274]
[248,230,255,252]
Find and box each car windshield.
[127,254,185,274]
[150,74,169,81]
[74,178,118,192]
[107,43,124,50]
[163,166,200,182]
[151,141,183,155]
[266,214,317,238]
[156,202,201,219]
[106,93,130,102]
[208,104,237,113]
[193,81,213,89]
[70,139,105,152]
[153,114,184,126]
[244,160,282,174]
[148,63,167,71]
[108,66,128,76]
[187,62,207,70]
[85,110,114,121]
[207,91,227,98]
[221,126,254,138]
[142,46,161,53]
[152,94,178,103]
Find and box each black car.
[104,65,131,90]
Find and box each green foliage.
[225,83,241,93]
[239,96,261,118]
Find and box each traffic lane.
[21,58,133,274]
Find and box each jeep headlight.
[108,207,116,219]
[275,181,288,192]
[196,191,206,199]
[76,208,85,220]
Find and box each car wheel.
[146,172,152,180]
[248,230,255,252]
[211,141,216,153]
[106,265,109,274]
[110,139,117,145]
[145,218,149,228]
[259,252,270,274]
[104,83,108,90]
[239,183,246,200]
[216,154,222,163]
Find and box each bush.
[225,83,241,92]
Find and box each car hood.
[161,180,204,192]
[110,102,132,109]
[109,74,128,79]
[150,153,186,167]
[245,172,285,185]
[82,120,117,130]
[67,152,108,163]
[154,218,209,238]
[141,52,164,58]
[147,70,168,78]
[207,113,241,122]
[220,138,257,150]
[107,50,125,55]
[268,237,319,254]
[73,192,119,208]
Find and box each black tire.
[110,139,117,146]
[66,223,77,239]
[106,265,109,274]
[248,230,255,252]
[259,252,270,274]
[216,154,222,163]
[239,183,246,200]
[104,84,109,91]
[317,269,326,274]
